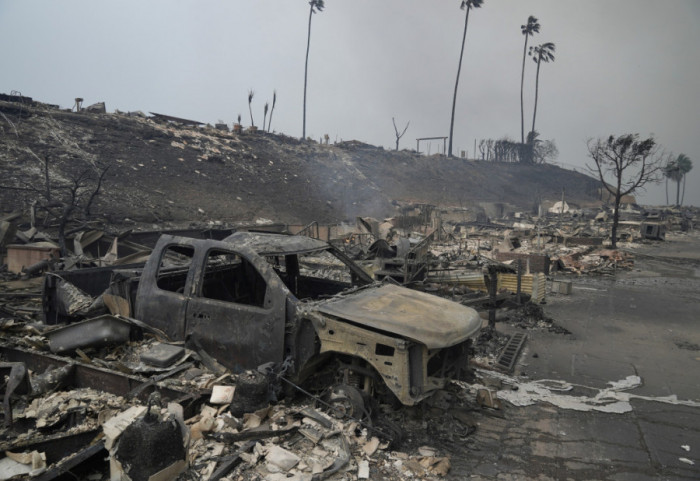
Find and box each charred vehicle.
[44,232,482,406]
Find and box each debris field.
[1,198,696,480]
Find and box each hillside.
[0,97,602,226]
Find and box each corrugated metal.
[498,272,546,302]
[427,271,487,291]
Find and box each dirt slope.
[0,98,601,225]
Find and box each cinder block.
[551,280,572,295]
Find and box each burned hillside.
[1,97,601,226]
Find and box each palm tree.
[528,42,555,137]
[267,90,277,132]
[520,16,540,144]
[248,90,255,127]
[303,0,324,139]
[664,153,693,206]
[448,0,484,157]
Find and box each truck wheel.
[327,384,367,420]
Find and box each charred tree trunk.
[611,178,622,249]
[58,203,74,257]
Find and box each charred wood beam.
[0,343,194,406]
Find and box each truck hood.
[315,284,481,350]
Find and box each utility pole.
[558,187,565,228]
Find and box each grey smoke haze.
[2,0,698,206]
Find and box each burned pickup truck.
[43,232,481,406]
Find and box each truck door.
[184,243,287,373]
[135,236,197,341]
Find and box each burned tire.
[229,370,269,417]
[116,414,186,481]
[374,414,404,449]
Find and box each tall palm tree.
[528,42,555,137]
[448,0,484,158]
[520,16,540,144]
[664,153,693,206]
[303,0,324,139]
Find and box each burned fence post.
[516,259,522,305]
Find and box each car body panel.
[315,284,482,349]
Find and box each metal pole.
[516,259,522,305]
[488,269,497,328]
[559,187,565,227]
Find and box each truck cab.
[135,232,482,405]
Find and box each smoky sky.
[2,0,698,206]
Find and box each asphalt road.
[445,232,700,480]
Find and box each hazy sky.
[2,0,698,206]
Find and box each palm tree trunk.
[665,177,668,205]
[268,106,275,132]
[448,6,471,158]
[531,58,541,135]
[303,5,313,139]
[681,176,686,206]
[520,36,529,144]
[676,178,681,207]
[248,103,254,127]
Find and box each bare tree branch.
[392,117,410,151]
[84,165,110,217]
[586,134,665,248]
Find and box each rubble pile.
[0,313,495,480]
[471,326,511,367]
[501,302,571,335]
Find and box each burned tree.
[392,117,410,151]
[527,130,558,164]
[2,148,109,256]
[247,90,255,127]
[532,138,558,164]
[52,165,109,255]
[263,102,269,133]
[587,134,665,248]
[478,134,557,164]
[267,90,277,132]
[478,139,494,161]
